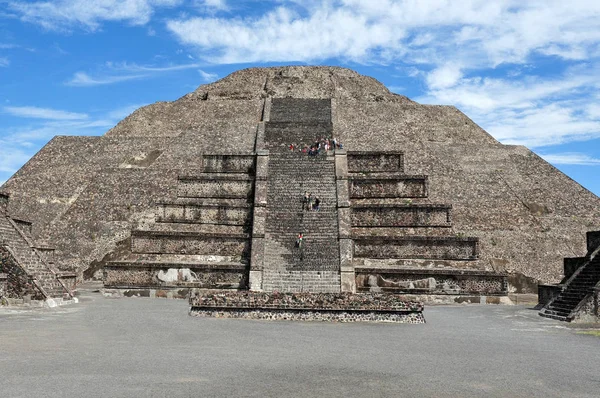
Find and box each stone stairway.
[259,98,341,293]
[0,214,66,298]
[540,233,600,321]
[262,153,341,292]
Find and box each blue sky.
[1,0,599,195]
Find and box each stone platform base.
[189,291,425,323]
[101,288,191,299]
[402,294,513,305]
[190,308,424,323]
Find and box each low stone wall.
[572,287,600,322]
[202,154,255,174]
[191,308,424,323]
[350,204,451,227]
[131,231,250,256]
[0,247,45,300]
[355,268,507,295]
[347,152,404,173]
[538,284,562,307]
[349,176,427,198]
[104,264,247,289]
[353,236,478,260]
[189,291,424,323]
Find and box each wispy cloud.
[417,64,600,148]
[194,0,228,11]
[0,102,145,180]
[8,0,184,32]
[3,106,88,120]
[540,152,600,165]
[66,62,207,86]
[66,71,149,86]
[198,69,218,82]
[0,57,9,67]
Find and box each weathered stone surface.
[1,66,598,288]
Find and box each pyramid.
[1,66,599,299]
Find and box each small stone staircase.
[540,232,600,321]
[0,194,68,298]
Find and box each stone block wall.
[131,231,250,256]
[0,247,45,300]
[349,176,428,198]
[177,177,253,199]
[202,155,255,174]
[350,204,451,227]
[104,264,246,289]
[347,152,404,173]
[353,236,479,260]
[355,268,506,295]
[156,203,251,226]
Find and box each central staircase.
[260,98,341,292]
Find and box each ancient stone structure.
[0,193,75,302]
[1,66,599,303]
[189,291,425,323]
[539,231,600,322]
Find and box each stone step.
[131,230,250,257]
[349,175,428,199]
[353,236,479,261]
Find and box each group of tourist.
[302,191,321,211]
[288,137,343,156]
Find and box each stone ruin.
[1,66,600,320]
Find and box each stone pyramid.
[1,66,599,297]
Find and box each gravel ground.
[1,287,599,398]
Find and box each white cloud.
[166,0,600,65]
[66,72,149,86]
[540,153,600,165]
[3,106,88,120]
[198,69,218,82]
[9,0,183,31]
[195,0,228,11]
[66,62,204,86]
[426,63,463,89]
[0,57,9,67]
